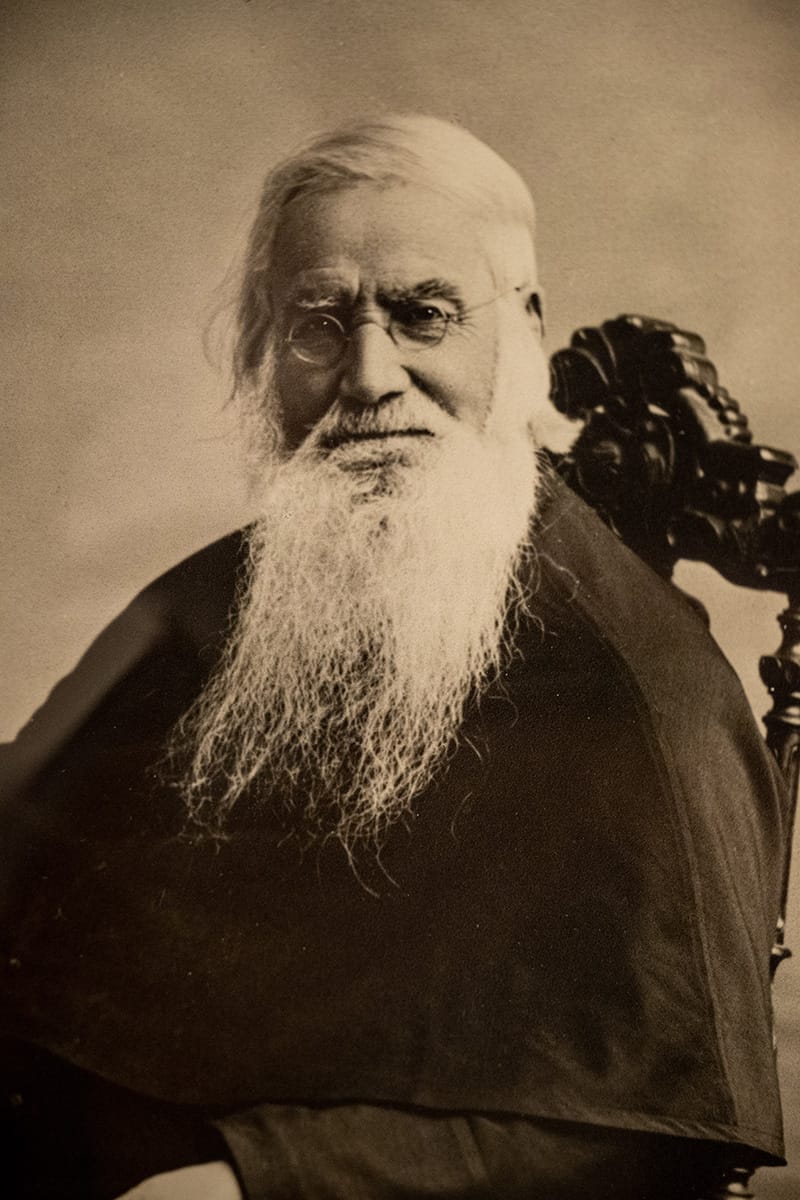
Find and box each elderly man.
[0,116,787,1198]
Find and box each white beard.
[176,337,546,852]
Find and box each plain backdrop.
[2,1,799,1194]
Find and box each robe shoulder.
[0,528,249,802]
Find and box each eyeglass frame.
[282,284,528,369]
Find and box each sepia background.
[2,0,799,1193]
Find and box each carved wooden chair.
[548,316,799,1199]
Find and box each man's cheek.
[278,377,331,449]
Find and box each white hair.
[233,114,539,404]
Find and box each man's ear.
[525,290,545,337]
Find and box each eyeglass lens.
[286,305,455,367]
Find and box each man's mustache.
[304,399,457,453]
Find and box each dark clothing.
[0,1042,740,1200]
[0,475,787,1196]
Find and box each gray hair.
[233,114,539,394]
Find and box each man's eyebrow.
[283,277,466,311]
[287,285,349,309]
[380,279,465,311]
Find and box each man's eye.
[393,303,453,344]
[291,312,341,339]
[286,312,346,366]
[397,302,449,325]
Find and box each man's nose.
[337,321,409,406]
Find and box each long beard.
[176,345,545,851]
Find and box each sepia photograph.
[2,2,799,1196]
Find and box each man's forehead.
[269,183,497,302]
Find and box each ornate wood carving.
[548,314,799,588]
[548,316,800,1198]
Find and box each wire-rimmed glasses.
[284,287,523,369]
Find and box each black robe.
[0,476,787,1194]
